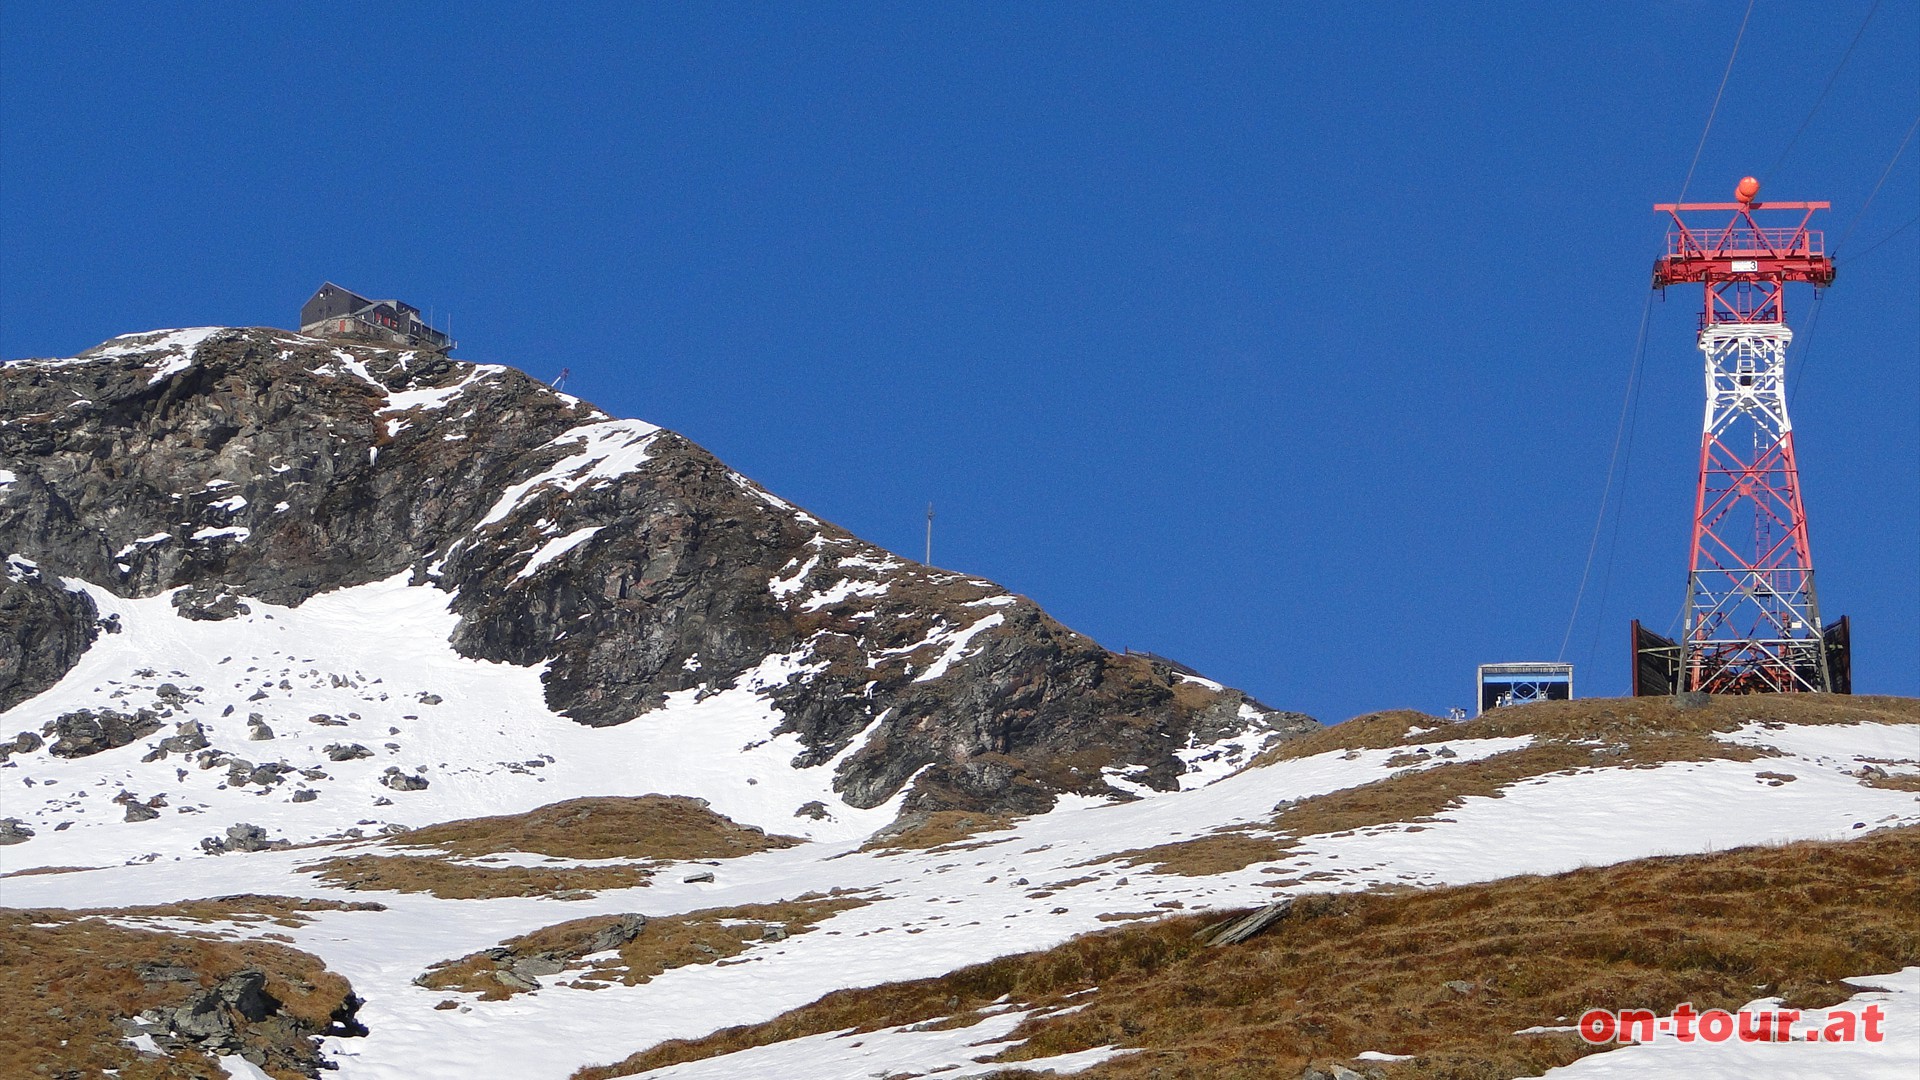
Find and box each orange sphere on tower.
[1735,176,1761,204]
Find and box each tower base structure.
[1632,616,1850,697]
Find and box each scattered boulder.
[159,720,211,754]
[794,800,831,820]
[492,968,540,992]
[11,731,42,754]
[381,768,429,792]
[326,743,374,762]
[511,956,566,980]
[1443,979,1477,996]
[682,870,715,884]
[47,707,163,758]
[586,914,647,953]
[248,763,294,787]
[201,823,289,854]
[137,962,199,985]
[0,817,34,844]
[249,722,275,741]
[124,801,161,822]
[291,789,318,803]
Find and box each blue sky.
[4,2,1915,722]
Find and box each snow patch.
[477,420,662,529]
[913,614,1003,683]
[515,527,606,580]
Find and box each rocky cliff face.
[0,327,1316,816]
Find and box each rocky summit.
[1,327,1315,820]
[15,331,1911,1080]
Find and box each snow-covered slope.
[4,328,1918,1079]
[1,326,1314,823]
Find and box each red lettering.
[1699,1009,1735,1042]
[1617,1008,1656,1043]
[1738,1009,1774,1042]
[1578,1009,1617,1044]
[1672,1002,1698,1042]
[1824,1011,1858,1042]
[1863,1004,1886,1043]
[1773,1009,1800,1040]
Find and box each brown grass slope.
[1,906,363,1080]
[390,794,800,860]
[1116,694,1917,877]
[578,827,1920,1080]
[420,893,871,1001]
[297,794,802,899]
[1252,694,1920,766]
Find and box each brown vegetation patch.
[0,907,363,1080]
[577,827,1920,1080]
[1114,733,1770,879]
[78,894,386,930]
[299,853,654,900]
[0,864,99,878]
[420,893,872,1000]
[1142,696,1865,879]
[392,795,800,861]
[861,810,1023,852]
[1249,694,1919,769]
[1250,709,1440,765]
[1104,828,1296,877]
[1866,772,1920,792]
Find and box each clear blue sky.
[4,2,1916,722]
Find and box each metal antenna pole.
[925,503,934,566]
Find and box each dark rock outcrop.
[45,708,163,758]
[200,822,289,854]
[1,328,1319,815]
[0,558,97,711]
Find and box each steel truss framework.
[1651,187,1837,693]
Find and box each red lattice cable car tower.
[1634,177,1848,695]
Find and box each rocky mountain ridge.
[1,327,1316,819]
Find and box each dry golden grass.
[861,810,1023,852]
[0,907,360,1080]
[0,864,99,878]
[391,795,800,861]
[69,894,386,929]
[299,853,655,900]
[420,893,873,1000]
[1105,828,1296,877]
[1126,695,1909,879]
[577,827,1920,1080]
[1250,709,1440,765]
[1867,773,1920,792]
[1249,694,1919,769]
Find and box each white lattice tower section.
[1684,321,1826,692]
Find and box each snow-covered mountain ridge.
[2,328,1916,1080]
[1,327,1314,826]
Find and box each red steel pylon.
[1648,177,1840,693]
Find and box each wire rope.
[1561,4,1755,667]
[1676,0,1756,205]
[1559,292,1654,663]
[1763,0,1882,183]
